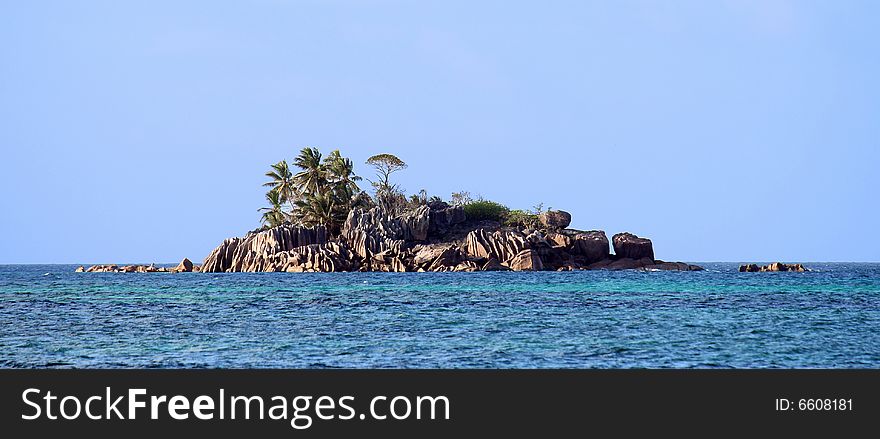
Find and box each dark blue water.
[1,263,878,368]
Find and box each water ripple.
[0,263,878,368]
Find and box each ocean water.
[0,263,878,368]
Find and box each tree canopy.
[366,153,407,190]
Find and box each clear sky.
[1,1,878,263]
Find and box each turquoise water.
[1,263,878,368]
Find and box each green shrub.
[463,200,510,222]
[504,209,540,228]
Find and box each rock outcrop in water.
[201,224,328,272]
[196,206,702,273]
[739,262,809,272]
[612,232,655,260]
[81,259,200,273]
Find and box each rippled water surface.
[1,263,878,368]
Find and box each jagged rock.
[505,249,544,271]
[428,246,461,272]
[341,207,427,260]
[174,258,194,273]
[428,203,466,236]
[453,261,480,272]
[463,229,529,262]
[412,245,449,267]
[481,258,510,271]
[201,224,328,272]
[612,232,654,260]
[545,232,571,248]
[390,257,407,272]
[270,242,356,273]
[399,205,431,241]
[526,230,551,249]
[740,262,807,272]
[189,205,694,273]
[85,264,118,273]
[539,210,571,229]
[570,231,610,264]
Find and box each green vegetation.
[503,209,540,229]
[366,153,408,214]
[262,160,296,213]
[259,147,362,233]
[258,189,286,228]
[259,147,547,234]
[450,191,473,207]
[462,200,510,222]
[365,153,407,190]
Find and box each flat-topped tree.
[366,153,407,214]
[366,153,407,190]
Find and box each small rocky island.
[198,205,702,273]
[78,148,704,273]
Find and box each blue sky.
[1,0,878,263]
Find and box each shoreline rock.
[80,258,200,273]
[192,206,703,273]
[78,207,706,273]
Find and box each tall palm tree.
[324,150,362,203]
[258,190,286,228]
[263,160,296,213]
[292,147,326,196]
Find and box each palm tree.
[295,191,346,231]
[258,190,286,228]
[263,161,296,213]
[262,148,363,233]
[324,150,362,204]
[292,147,326,196]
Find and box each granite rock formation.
[201,224,328,272]
[612,232,655,261]
[195,206,702,273]
[539,210,572,230]
[739,262,808,272]
[77,203,701,273]
[81,259,199,273]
